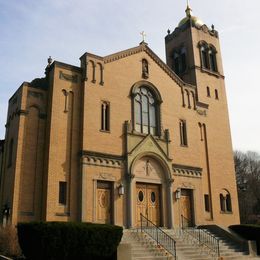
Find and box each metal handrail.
[140,213,176,259]
[181,215,220,257]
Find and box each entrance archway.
[130,154,173,228]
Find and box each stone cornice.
[172,163,202,178]
[81,150,124,168]
[50,61,82,73]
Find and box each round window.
[151,192,156,203]
[138,190,144,202]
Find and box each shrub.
[17,222,123,260]
[0,225,22,257]
[229,224,260,255]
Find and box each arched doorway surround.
[128,152,173,228]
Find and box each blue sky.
[0,0,260,152]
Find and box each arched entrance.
[130,154,173,227]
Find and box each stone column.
[127,173,134,228]
[167,178,174,228]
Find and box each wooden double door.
[96,181,112,224]
[136,183,161,226]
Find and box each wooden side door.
[180,189,193,227]
[96,182,111,224]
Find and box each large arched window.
[134,86,159,135]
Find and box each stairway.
[165,228,259,260]
[120,229,174,260]
[120,228,260,260]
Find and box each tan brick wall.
[0,25,240,228]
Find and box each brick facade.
[0,8,240,228]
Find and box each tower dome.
[178,3,204,27]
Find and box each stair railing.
[140,213,177,259]
[181,215,220,257]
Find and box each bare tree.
[234,150,260,224]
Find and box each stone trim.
[81,150,124,168]
[172,163,202,178]
[50,61,82,73]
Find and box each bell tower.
[165,3,225,103]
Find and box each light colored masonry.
[0,6,240,228]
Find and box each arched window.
[220,190,232,213]
[173,52,180,75]
[215,89,219,100]
[134,86,158,135]
[172,47,187,76]
[200,45,209,69]
[180,47,187,73]
[219,194,225,212]
[101,101,110,131]
[199,42,218,72]
[206,86,210,97]
[209,47,218,72]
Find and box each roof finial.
[185,0,192,17]
[140,31,147,43]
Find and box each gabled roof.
[86,42,196,90]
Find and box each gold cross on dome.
[140,31,146,42]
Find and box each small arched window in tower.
[101,101,110,132]
[206,86,210,97]
[200,46,209,69]
[215,89,219,100]
[134,86,158,135]
[180,47,187,73]
[8,138,14,167]
[209,47,218,72]
[173,52,180,75]
[173,48,187,76]
[142,59,149,79]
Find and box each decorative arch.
[130,152,172,182]
[219,189,232,213]
[131,81,162,103]
[88,60,96,83]
[128,152,173,228]
[96,62,104,85]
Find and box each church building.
[0,4,240,228]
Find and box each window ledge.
[100,129,111,134]
[180,144,188,148]
[220,211,233,214]
[200,67,221,77]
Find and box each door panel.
[96,187,111,224]
[136,184,147,225]
[147,185,160,226]
[136,183,160,226]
